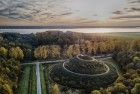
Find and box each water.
[0,28,140,34]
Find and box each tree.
[65,44,80,58]
[0,47,8,58]
[3,84,13,94]
[131,83,140,94]
[9,47,24,60]
[110,83,128,94]
[92,43,98,55]
[66,45,73,58]
[24,49,32,60]
[16,47,24,60]
[73,44,80,56]
[85,40,92,54]
[91,90,101,94]
[98,42,107,54]
[34,46,49,59]
[133,56,140,62]
[49,45,61,58]
[52,84,60,94]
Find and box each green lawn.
[40,64,47,94]
[28,65,37,94]
[16,65,37,94]
[44,64,52,94]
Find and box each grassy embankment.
[40,64,47,94]
[16,65,37,94]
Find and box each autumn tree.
[98,42,107,54]
[49,45,61,58]
[131,83,140,94]
[52,84,60,94]
[66,45,73,58]
[0,47,8,58]
[34,45,61,59]
[73,44,80,56]
[92,42,98,55]
[9,47,24,60]
[109,83,128,94]
[91,90,101,94]
[65,44,80,58]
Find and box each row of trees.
[33,39,140,59]
[34,45,61,59]
[0,47,24,60]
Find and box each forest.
[0,31,140,94]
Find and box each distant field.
[103,32,140,39]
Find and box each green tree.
[91,90,101,94]
[131,83,140,94]
[0,47,8,57]
[9,47,24,60]
[110,83,128,94]
[133,56,140,62]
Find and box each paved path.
[21,59,68,65]
[36,63,42,94]
[21,54,113,94]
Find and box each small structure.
[50,54,118,89]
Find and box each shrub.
[110,83,128,94]
[52,84,60,94]
[131,83,140,94]
[132,78,140,84]
[91,90,101,94]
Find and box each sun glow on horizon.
[62,28,115,33]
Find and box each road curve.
[21,54,112,66]
[20,54,113,94]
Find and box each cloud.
[0,0,71,22]
[112,15,140,19]
[131,7,140,11]
[130,0,140,3]
[113,11,123,14]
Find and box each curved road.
[21,54,113,94]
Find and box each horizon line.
[0,25,140,29]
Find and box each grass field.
[40,64,47,94]
[16,65,37,94]
[104,32,140,39]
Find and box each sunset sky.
[0,0,140,27]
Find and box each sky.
[0,0,140,27]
